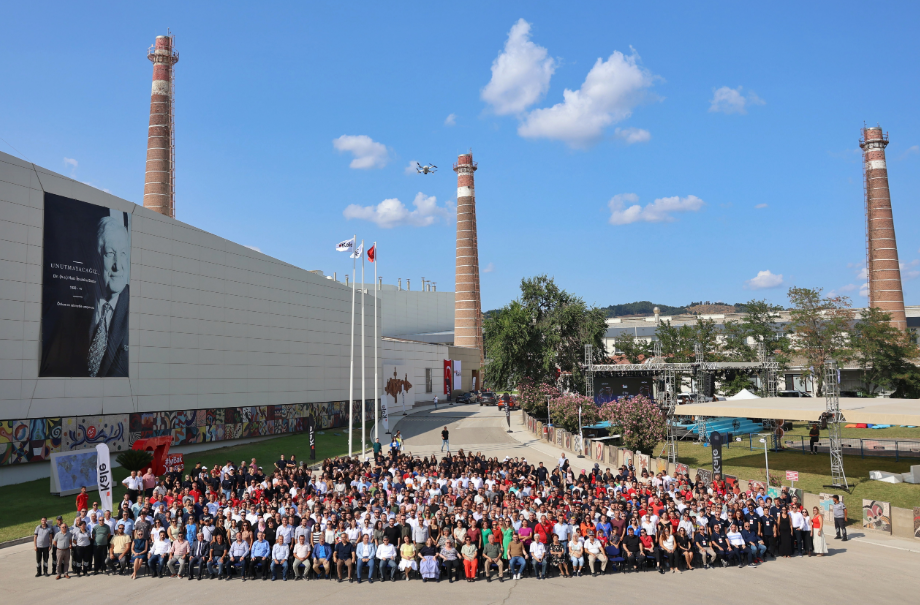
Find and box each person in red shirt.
[75,486,89,513]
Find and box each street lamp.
[758,434,770,485]
[577,402,585,458]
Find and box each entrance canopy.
[681,397,920,425]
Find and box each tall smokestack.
[860,125,906,331]
[453,153,483,362]
[144,34,179,218]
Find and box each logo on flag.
[367,244,376,263]
[351,241,363,259]
[336,237,356,252]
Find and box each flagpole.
[373,242,379,445]
[348,233,356,459]
[360,239,366,462]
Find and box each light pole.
[577,403,585,458]
[759,434,770,485]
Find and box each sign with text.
[710,431,723,476]
[786,470,799,482]
[164,452,184,472]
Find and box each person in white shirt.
[726,524,746,567]
[148,530,172,578]
[529,536,548,579]
[789,506,806,555]
[375,537,397,581]
[583,534,607,575]
[292,536,312,580]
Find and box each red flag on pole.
[367,244,376,263]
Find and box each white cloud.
[901,259,920,280]
[608,193,705,225]
[63,157,78,177]
[244,245,262,253]
[518,49,656,148]
[744,270,784,290]
[332,135,390,169]
[898,145,919,160]
[444,113,457,126]
[404,160,420,175]
[483,262,495,273]
[614,127,651,144]
[481,18,556,115]
[755,203,768,209]
[343,192,455,228]
[709,86,765,115]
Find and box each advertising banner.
[164,452,185,472]
[95,444,113,513]
[710,431,723,476]
[384,364,413,415]
[452,360,462,393]
[443,360,452,395]
[40,193,131,377]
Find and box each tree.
[483,276,608,393]
[851,306,920,396]
[517,378,560,419]
[599,395,667,454]
[548,393,599,433]
[612,332,652,363]
[655,321,695,362]
[116,449,153,472]
[787,287,854,394]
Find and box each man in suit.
[188,532,209,581]
[41,214,130,377]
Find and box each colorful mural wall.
[0,399,375,467]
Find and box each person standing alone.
[809,424,820,455]
[441,427,450,453]
[832,496,848,541]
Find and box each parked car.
[777,390,811,397]
[455,391,476,404]
[497,393,517,410]
[479,390,496,406]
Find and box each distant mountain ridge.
[603,300,744,318]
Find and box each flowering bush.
[517,378,560,418]
[599,394,667,454]
[548,393,598,433]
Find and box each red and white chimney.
[143,34,178,217]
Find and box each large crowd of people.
[33,442,837,584]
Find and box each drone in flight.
[416,162,437,174]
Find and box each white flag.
[95,443,114,513]
[351,241,363,259]
[336,237,356,252]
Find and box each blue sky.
[3,1,919,311]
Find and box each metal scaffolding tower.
[824,359,849,490]
[663,367,678,464]
[585,344,594,400]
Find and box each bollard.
[860,440,864,459]
[895,441,899,463]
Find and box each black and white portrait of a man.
[40,193,131,378]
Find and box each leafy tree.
[483,275,607,393]
[786,287,854,394]
[851,306,920,396]
[612,332,652,363]
[694,317,721,360]
[517,378,560,419]
[720,370,757,397]
[548,393,599,433]
[599,395,667,454]
[655,321,695,362]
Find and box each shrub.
[116,449,154,472]
[599,394,667,454]
[548,393,598,434]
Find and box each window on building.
[425,368,433,393]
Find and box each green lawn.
[0,429,367,544]
[671,431,920,522]
[782,422,920,441]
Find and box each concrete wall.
[378,286,454,339]
[0,150,379,418]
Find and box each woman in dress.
[399,536,417,580]
[373,520,385,546]
[811,507,828,556]
[500,519,514,559]
[802,509,815,556]
[419,537,440,582]
[129,529,149,580]
[676,527,694,571]
[778,509,794,558]
[549,534,568,578]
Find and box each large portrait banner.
[40,193,131,377]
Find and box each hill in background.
[603,300,745,317]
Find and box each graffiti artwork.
[913,507,920,541]
[63,416,129,452]
[819,494,835,525]
[863,499,892,533]
[675,463,689,477]
[696,469,712,486]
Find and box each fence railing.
[721,433,920,461]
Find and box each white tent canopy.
[727,388,760,400]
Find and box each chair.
[605,546,625,573]
[642,553,657,572]
[229,557,248,580]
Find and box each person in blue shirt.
[710,528,730,567]
[742,521,766,565]
[312,537,333,579]
[761,513,777,559]
[249,532,271,580]
[355,535,376,583]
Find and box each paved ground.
[4,404,919,604]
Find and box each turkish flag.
[367,244,376,262]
